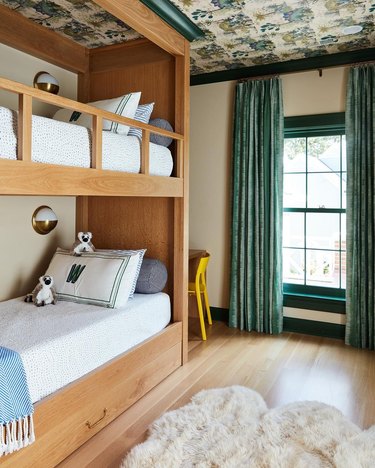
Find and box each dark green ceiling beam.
[191,48,375,86]
[140,0,204,42]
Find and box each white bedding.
[0,293,171,403]
[0,106,173,176]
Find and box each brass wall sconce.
[33,71,59,95]
[32,206,58,235]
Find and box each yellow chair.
[188,254,212,340]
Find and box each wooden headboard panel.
[84,197,175,294]
[76,38,180,296]
[79,39,175,123]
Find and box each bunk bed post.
[140,129,151,175]
[17,94,32,162]
[76,71,91,233]
[77,67,90,104]
[174,40,190,363]
[92,115,103,169]
[175,140,184,178]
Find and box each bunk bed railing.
[0,77,184,178]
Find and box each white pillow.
[45,249,140,308]
[53,92,141,135]
[95,249,146,298]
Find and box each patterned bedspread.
[0,106,173,176]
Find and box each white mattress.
[0,293,171,403]
[0,106,173,176]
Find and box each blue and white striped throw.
[0,347,35,457]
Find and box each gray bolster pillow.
[135,258,168,294]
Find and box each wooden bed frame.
[0,1,189,466]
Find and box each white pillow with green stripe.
[45,249,140,308]
[53,92,141,135]
[96,249,146,298]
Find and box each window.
[283,113,346,312]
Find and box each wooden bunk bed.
[0,1,190,466]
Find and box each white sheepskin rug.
[121,386,375,468]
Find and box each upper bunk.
[0,0,192,198]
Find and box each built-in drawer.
[2,322,182,468]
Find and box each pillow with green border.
[95,249,146,298]
[45,248,140,308]
[53,92,141,135]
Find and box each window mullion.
[304,136,308,287]
[284,208,344,213]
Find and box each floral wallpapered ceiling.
[1,0,374,75]
[170,0,375,75]
[0,0,142,47]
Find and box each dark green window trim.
[140,0,204,42]
[285,113,345,137]
[283,294,345,314]
[283,283,345,314]
[285,208,344,213]
[283,113,346,313]
[284,283,345,299]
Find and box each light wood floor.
[59,320,375,467]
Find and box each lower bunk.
[0,295,183,467]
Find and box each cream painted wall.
[0,45,77,301]
[283,67,348,116]
[0,197,76,301]
[190,81,235,309]
[190,67,348,314]
[0,42,77,116]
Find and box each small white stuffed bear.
[24,275,57,307]
[72,231,95,255]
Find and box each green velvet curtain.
[229,77,284,334]
[346,64,375,349]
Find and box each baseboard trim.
[210,307,345,340]
[283,317,345,340]
[211,307,229,322]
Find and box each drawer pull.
[86,408,108,429]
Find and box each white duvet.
[0,293,171,403]
[0,106,173,176]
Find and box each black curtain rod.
[237,60,375,83]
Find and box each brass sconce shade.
[32,206,58,235]
[33,71,59,94]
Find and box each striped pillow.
[128,103,154,140]
[46,249,141,308]
[53,92,141,136]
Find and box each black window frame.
[283,113,346,314]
